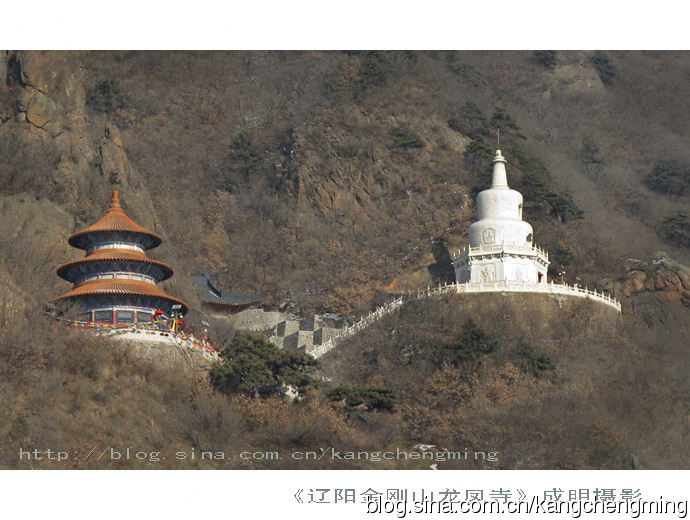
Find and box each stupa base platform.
[419,280,621,312]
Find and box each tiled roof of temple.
[68,191,163,249]
[54,278,187,310]
[192,274,261,306]
[57,248,174,282]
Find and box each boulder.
[624,259,649,272]
[623,270,646,295]
[0,192,75,243]
[26,90,59,131]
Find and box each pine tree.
[448,101,489,139]
[659,212,690,248]
[644,158,690,197]
[444,318,499,365]
[210,333,319,397]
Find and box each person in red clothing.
[153,309,166,330]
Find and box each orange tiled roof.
[54,278,187,311]
[57,248,174,281]
[68,191,162,249]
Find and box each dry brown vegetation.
[320,293,690,469]
[0,314,412,469]
[1,51,689,469]
[2,290,686,469]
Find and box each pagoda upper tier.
[68,191,162,250]
[54,191,187,320]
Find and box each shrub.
[543,191,584,223]
[360,51,393,87]
[490,106,526,140]
[6,54,24,87]
[443,318,499,365]
[552,245,575,269]
[9,414,29,440]
[222,130,263,190]
[326,385,398,411]
[516,150,552,200]
[590,51,616,86]
[226,131,261,173]
[86,79,125,113]
[518,342,555,378]
[579,137,604,166]
[579,137,606,178]
[321,76,351,103]
[388,124,424,150]
[464,137,493,176]
[445,53,486,88]
[615,185,645,215]
[643,157,690,197]
[532,50,557,69]
[659,212,690,248]
[209,333,319,397]
[514,149,584,223]
[448,101,489,139]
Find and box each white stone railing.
[421,280,621,312]
[454,243,549,264]
[50,315,221,362]
[310,296,404,359]
[110,328,221,362]
[310,279,620,359]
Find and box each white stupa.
[454,150,550,284]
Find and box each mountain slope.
[0,50,688,469]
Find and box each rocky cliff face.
[0,52,162,218]
[2,51,89,203]
[599,256,690,329]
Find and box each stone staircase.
[269,314,346,355]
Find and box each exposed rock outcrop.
[1,51,91,203]
[0,192,76,307]
[598,255,690,329]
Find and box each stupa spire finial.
[491,150,508,188]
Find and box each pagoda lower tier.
[54,279,187,324]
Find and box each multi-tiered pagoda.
[54,191,187,325]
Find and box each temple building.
[54,191,187,325]
[454,150,550,284]
[192,272,261,314]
